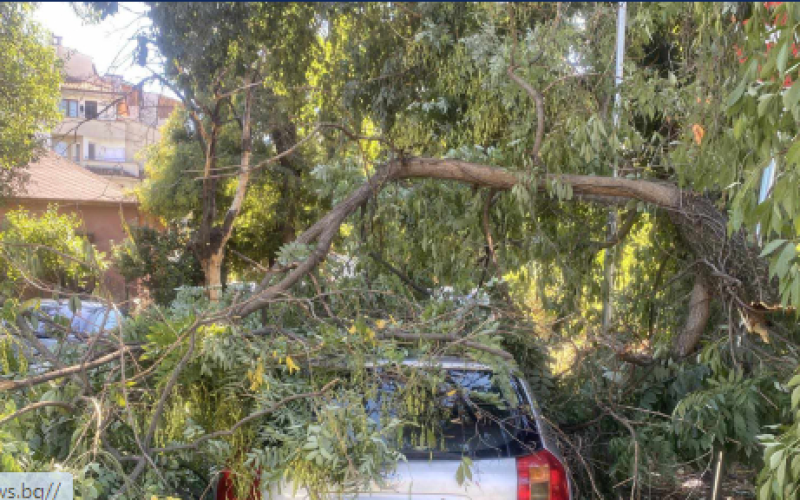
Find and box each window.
[87,143,96,160]
[103,147,125,161]
[54,141,68,157]
[365,370,540,460]
[85,101,98,120]
[60,99,79,118]
[74,144,81,161]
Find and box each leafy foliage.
[0,3,62,199]
[0,206,104,296]
[113,225,203,306]
[7,2,800,498]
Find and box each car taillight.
[216,469,261,500]
[517,450,569,500]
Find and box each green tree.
[133,2,324,299]
[0,206,104,296]
[0,3,62,199]
[113,224,203,306]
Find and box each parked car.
[215,357,570,500]
[27,299,122,351]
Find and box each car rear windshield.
[366,369,541,460]
[33,305,119,337]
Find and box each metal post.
[613,2,628,130]
[602,2,627,334]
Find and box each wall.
[59,88,119,122]
[55,90,163,179]
[0,200,145,301]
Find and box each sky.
[34,2,166,93]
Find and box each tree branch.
[368,251,431,297]
[235,157,684,317]
[0,401,75,427]
[150,379,339,453]
[673,276,711,357]
[591,209,639,250]
[506,5,545,163]
[0,347,139,393]
[378,331,514,361]
[221,69,256,238]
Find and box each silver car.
[216,357,570,500]
[27,299,122,353]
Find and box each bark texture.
[194,71,256,300]
[674,276,712,357]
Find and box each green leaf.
[783,79,800,110]
[793,273,800,309]
[69,295,81,315]
[777,40,790,76]
[760,480,771,500]
[734,116,746,139]
[759,94,775,117]
[778,458,788,490]
[761,239,787,258]
[728,79,747,107]
[455,463,465,486]
[771,448,786,470]
[774,243,797,279]
[787,141,800,167]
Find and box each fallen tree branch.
[673,276,712,357]
[0,347,139,392]
[231,155,775,357]
[150,379,339,453]
[481,189,500,270]
[234,157,680,317]
[0,401,76,427]
[378,330,514,361]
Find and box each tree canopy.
[0,3,62,199]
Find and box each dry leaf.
[692,124,705,145]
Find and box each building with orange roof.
[1,151,151,301]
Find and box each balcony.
[84,164,143,179]
[85,151,126,162]
[53,120,126,140]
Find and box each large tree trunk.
[204,250,225,302]
[674,276,712,357]
[667,193,777,307]
[235,158,779,331]
[195,71,256,301]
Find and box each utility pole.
[602,2,627,334]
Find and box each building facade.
[50,38,178,190]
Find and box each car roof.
[33,299,111,310]
[365,356,495,372]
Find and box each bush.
[0,205,103,296]
[114,225,204,306]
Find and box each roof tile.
[15,151,137,204]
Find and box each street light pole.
[602,2,627,334]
